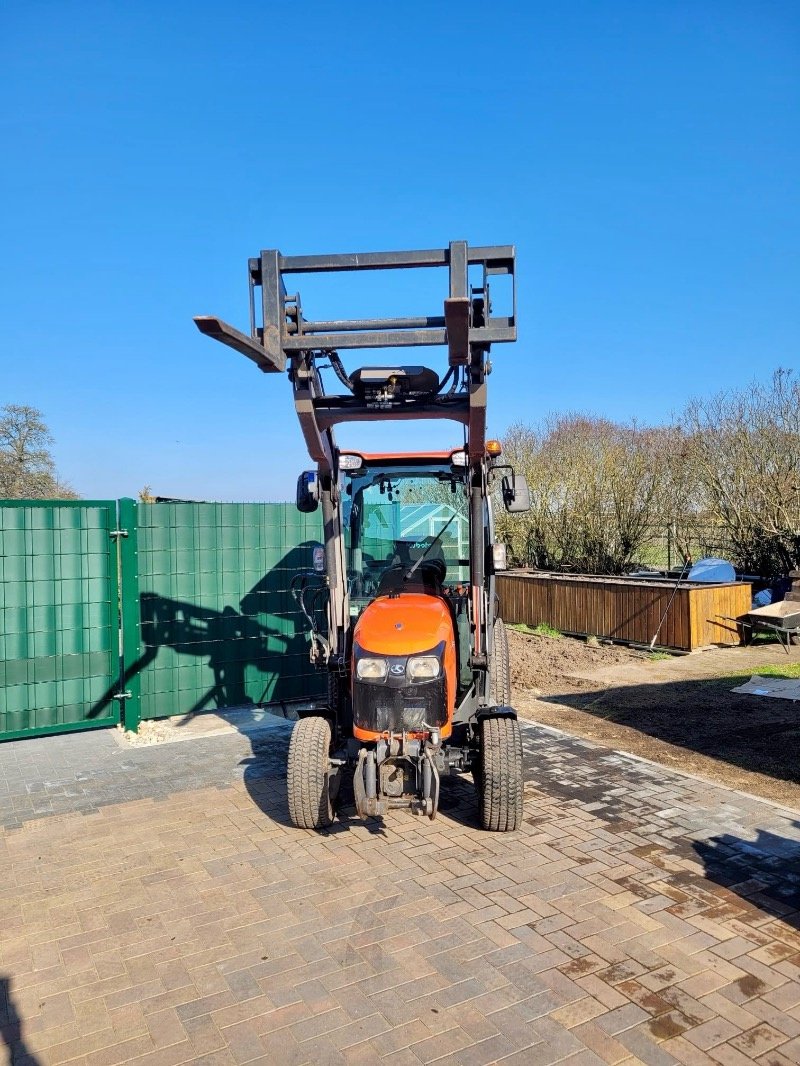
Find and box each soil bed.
[508,627,800,807]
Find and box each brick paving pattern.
[1,717,799,1065]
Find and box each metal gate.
[0,498,327,741]
[126,500,325,730]
[0,501,121,740]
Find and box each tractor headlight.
[406,656,440,680]
[356,657,388,680]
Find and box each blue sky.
[1,1,797,501]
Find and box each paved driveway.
[1,717,799,1065]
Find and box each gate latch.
[112,691,132,701]
[109,529,128,539]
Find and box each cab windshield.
[343,463,469,608]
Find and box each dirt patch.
[508,627,642,693]
[508,628,800,808]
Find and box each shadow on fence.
[88,543,323,722]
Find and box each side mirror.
[502,472,530,513]
[296,470,319,513]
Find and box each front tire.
[478,715,523,832]
[287,716,335,829]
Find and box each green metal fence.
[129,501,325,729]
[0,501,121,740]
[0,499,326,741]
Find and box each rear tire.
[489,617,510,705]
[287,716,335,829]
[478,715,523,832]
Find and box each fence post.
[118,498,142,733]
[667,524,672,572]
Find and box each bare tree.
[0,404,77,499]
[679,368,800,574]
[497,415,671,573]
[498,371,800,578]
[494,422,555,568]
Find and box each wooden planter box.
[496,571,752,651]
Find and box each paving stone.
[0,718,798,1065]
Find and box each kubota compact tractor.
[195,242,531,831]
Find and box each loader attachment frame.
[194,241,516,475]
[195,241,525,831]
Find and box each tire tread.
[287,716,334,829]
[478,715,523,832]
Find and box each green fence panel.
[0,500,121,740]
[134,502,325,719]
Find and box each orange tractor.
[196,242,531,830]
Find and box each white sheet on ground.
[732,675,800,701]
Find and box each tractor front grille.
[353,677,446,734]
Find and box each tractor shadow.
[88,542,325,722]
[240,753,388,836]
[693,824,800,930]
[538,665,800,792]
[239,734,482,836]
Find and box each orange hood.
[353,593,454,656]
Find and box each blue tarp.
[687,557,736,583]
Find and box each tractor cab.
[338,450,473,700]
[340,452,468,598]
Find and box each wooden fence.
[496,572,752,651]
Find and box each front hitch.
[353,733,442,820]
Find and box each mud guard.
[476,705,518,720]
